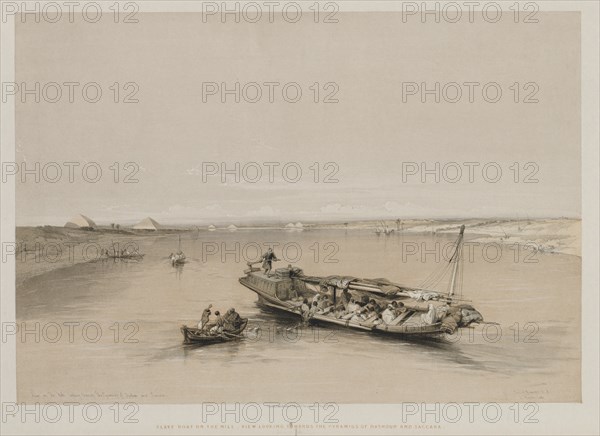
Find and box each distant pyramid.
[64,214,96,230]
[133,217,162,231]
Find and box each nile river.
[16,229,580,403]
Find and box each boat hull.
[239,275,447,337]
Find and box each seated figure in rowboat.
[223,308,244,331]
[208,311,225,334]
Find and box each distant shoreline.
[14,218,580,286]
[16,216,579,230]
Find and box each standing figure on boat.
[198,304,213,330]
[261,248,279,276]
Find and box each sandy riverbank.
[14,226,187,286]
[402,218,580,257]
[307,218,581,257]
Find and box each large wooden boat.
[239,225,483,338]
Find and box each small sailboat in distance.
[170,235,187,266]
[382,220,394,235]
[375,220,394,235]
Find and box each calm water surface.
[17,229,580,403]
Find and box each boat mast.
[448,225,465,298]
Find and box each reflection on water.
[17,229,580,403]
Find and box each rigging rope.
[419,237,460,290]
[420,258,452,289]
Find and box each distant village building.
[208,225,216,231]
[64,214,96,230]
[133,217,162,231]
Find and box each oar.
[221,331,245,339]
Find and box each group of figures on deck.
[297,290,406,325]
[293,285,480,332]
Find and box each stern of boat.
[180,325,192,344]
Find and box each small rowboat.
[180,318,248,345]
[171,255,186,266]
[171,235,186,266]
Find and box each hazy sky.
[15,12,581,225]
